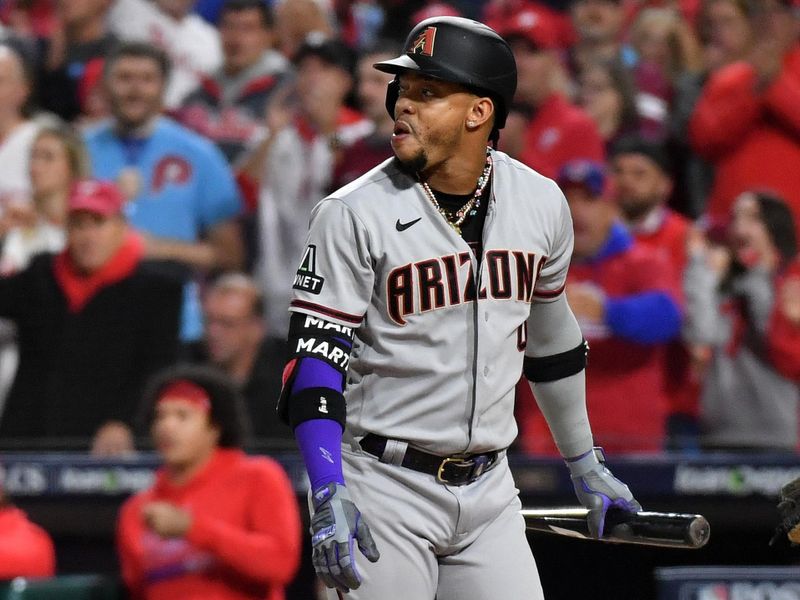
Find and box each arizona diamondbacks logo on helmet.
[409,26,437,56]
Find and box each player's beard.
[393,149,428,177]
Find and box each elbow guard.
[524,339,589,383]
[277,313,355,429]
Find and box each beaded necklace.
[420,147,493,235]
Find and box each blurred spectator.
[0,122,89,413]
[689,0,800,237]
[0,477,55,578]
[85,42,245,342]
[36,0,116,122]
[629,8,700,139]
[611,135,690,266]
[0,44,40,212]
[570,0,626,74]
[108,0,223,108]
[273,0,335,59]
[0,180,182,445]
[683,191,800,451]
[194,273,293,447]
[74,55,109,128]
[498,8,605,177]
[330,41,396,189]
[484,0,575,49]
[610,135,701,449]
[91,419,136,457]
[518,160,682,453]
[253,35,368,338]
[117,365,302,600]
[699,0,755,73]
[338,0,387,51]
[578,58,641,151]
[0,122,89,275]
[669,0,754,217]
[670,0,755,218]
[0,0,56,39]
[176,0,291,165]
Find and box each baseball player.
[277,16,642,599]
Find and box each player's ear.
[466,97,494,131]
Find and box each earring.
[467,121,476,128]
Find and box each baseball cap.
[557,160,607,198]
[495,7,560,51]
[294,33,355,75]
[68,180,126,217]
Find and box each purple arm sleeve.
[290,341,351,489]
[295,419,345,490]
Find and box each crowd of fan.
[0,0,798,460]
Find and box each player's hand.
[566,448,642,538]
[142,501,192,539]
[310,482,380,593]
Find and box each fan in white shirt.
[108,0,223,108]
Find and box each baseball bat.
[520,507,710,549]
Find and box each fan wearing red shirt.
[689,0,800,237]
[610,136,700,449]
[0,483,55,579]
[496,7,605,178]
[518,160,682,454]
[117,365,302,600]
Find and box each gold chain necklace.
[420,148,493,235]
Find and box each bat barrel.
[606,510,710,549]
[521,508,711,549]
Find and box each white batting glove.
[310,482,380,592]
[566,447,642,538]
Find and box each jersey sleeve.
[289,198,374,328]
[533,188,574,303]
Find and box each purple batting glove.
[566,447,642,538]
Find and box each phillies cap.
[495,7,560,50]
[557,160,607,198]
[68,180,126,217]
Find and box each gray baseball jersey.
[289,149,572,455]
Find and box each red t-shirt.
[518,238,679,454]
[690,45,800,237]
[117,449,301,600]
[519,93,605,179]
[0,506,56,579]
[632,209,700,417]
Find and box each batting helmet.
[374,16,517,132]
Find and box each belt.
[359,433,500,486]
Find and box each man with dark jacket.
[0,179,182,446]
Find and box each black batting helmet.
[374,16,517,133]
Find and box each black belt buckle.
[436,454,491,485]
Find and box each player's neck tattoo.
[419,146,492,235]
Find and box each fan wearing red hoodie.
[0,483,55,579]
[117,365,302,600]
[689,0,800,237]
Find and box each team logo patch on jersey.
[293,245,325,294]
[409,26,436,57]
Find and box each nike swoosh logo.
[396,217,421,231]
